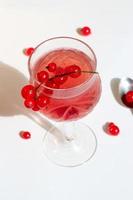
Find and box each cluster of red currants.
[21,62,82,111]
[37,63,81,86]
[21,84,49,111]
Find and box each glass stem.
[18,105,74,143]
[21,109,68,143]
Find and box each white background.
[0,0,133,199]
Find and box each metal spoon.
[119,77,133,108]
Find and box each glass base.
[43,122,97,167]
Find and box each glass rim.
[28,36,97,92]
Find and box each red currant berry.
[108,122,115,128]
[36,95,49,108]
[21,85,35,99]
[44,81,60,95]
[121,94,133,108]
[20,131,31,139]
[32,103,40,111]
[24,47,34,56]
[37,71,49,83]
[54,67,68,84]
[55,67,64,75]
[24,98,35,108]
[65,107,79,120]
[80,26,91,36]
[54,76,68,85]
[125,91,133,103]
[47,62,57,73]
[66,65,81,78]
[108,125,120,136]
[46,81,60,89]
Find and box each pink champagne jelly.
[30,48,101,121]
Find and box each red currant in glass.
[24,47,34,56]
[54,76,68,85]
[44,81,60,95]
[54,67,68,84]
[66,65,81,78]
[20,131,31,139]
[80,26,91,36]
[37,71,49,83]
[47,62,57,73]
[46,81,60,89]
[65,107,79,120]
[21,85,35,99]
[24,98,35,108]
[36,95,49,108]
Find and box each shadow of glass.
[0,61,28,116]
[0,62,64,140]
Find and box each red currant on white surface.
[20,131,31,139]
[24,47,35,56]
[107,122,120,136]
[80,26,91,36]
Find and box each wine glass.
[28,36,101,167]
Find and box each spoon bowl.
[119,77,133,97]
[119,77,133,108]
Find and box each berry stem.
[35,70,98,94]
[35,83,42,97]
[49,70,98,81]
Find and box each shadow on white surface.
[0,62,63,140]
[110,78,123,106]
[0,61,28,116]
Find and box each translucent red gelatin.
[31,49,101,121]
